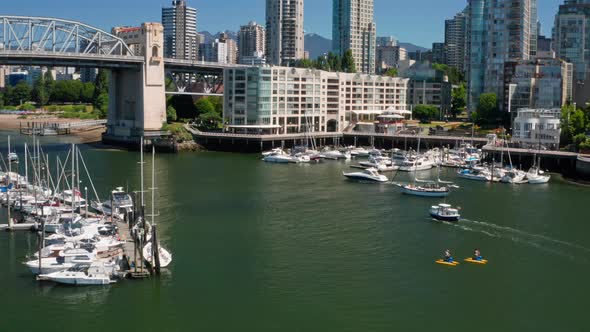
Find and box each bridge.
[0,16,239,145]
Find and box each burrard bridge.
[0,16,240,144]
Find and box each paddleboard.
[464,258,488,265]
[436,259,460,266]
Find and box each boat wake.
[443,219,590,263]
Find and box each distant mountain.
[199,31,237,43]
[399,42,429,53]
[305,33,332,59]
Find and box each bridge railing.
[0,50,143,62]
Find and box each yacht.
[526,166,550,184]
[398,156,435,172]
[342,168,389,183]
[92,187,134,217]
[38,262,117,285]
[322,149,351,160]
[143,242,173,268]
[429,204,461,222]
[500,169,527,184]
[44,213,82,234]
[261,148,285,157]
[60,189,87,209]
[457,168,491,182]
[8,152,19,163]
[262,152,298,164]
[25,249,96,275]
[398,183,450,197]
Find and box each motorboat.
[342,168,389,183]
[143,241,173,268]
[398,156,434,172]
[60,189,87,209]
[349,147,370,157]
[262,152,298,164]
[526,166,550,184]
[500,169,527,184]
[92,187,134,217]
[457,168,491,182]
[261,148,285,157]
[322,149,351,160]
[429,204,461,222]
[25,249,96,275]
[44,213,82,234]
[8,152,19,163]
[38,262,117,285]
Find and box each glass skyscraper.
[332,0,377,74]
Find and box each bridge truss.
[0,16,134,56]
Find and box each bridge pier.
[103,23,167,147]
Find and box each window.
[152,46,159,58]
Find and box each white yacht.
[500,169,527,184]
[38,262,117,285]
[92,187,134,217]
[262,152,298,164]
[526,166,550,184]
[398,156,435,172]
[25,249,96,275]
[322,150,351,160]
[60,189,87,209]
[143,242,173,268]
[342,168,389,183]
[261,148,285,157]
[457,168,491,181]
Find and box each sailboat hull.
[400,186,450,197]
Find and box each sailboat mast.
[7,136,12,229]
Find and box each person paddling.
[444,249,453,262]
[473,249,482,261]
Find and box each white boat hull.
[400,186,450,197]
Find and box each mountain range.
[199,31,429,59]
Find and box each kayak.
[464,258,488,265]
[435,259,460,266]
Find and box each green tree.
[198,110,223,129]
[0,92,5,109]
[43,71,56,103]
[94,93,109,118]
[81,82,95,103]
[326,52,342,72]
[51,80,83,103]
[92,69,109,105]
[432,63,464,85]
[166,105,177,123]
[194,98,215,114]
[450,83,467,118]
[474,93,498,125]
[342,50,356,73]
[10,81,32,105]
[384,68,398,77]
[32,75,49,106]
[413,104,439,123]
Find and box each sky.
[3,0,564,47]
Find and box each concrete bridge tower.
[105,22,167,143]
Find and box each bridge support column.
[104,23,166,147]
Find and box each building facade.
[553,0,590,105]
[199,39,228,64]
[506,58,573,113]
[512,108,562,149]
[376,44,407,74]
[403,62,452,116]
[162,0,198,61]
[444,9,467,72]
[466,0,538,112]
[431,43,446,64]
[332,0,377,74]
[223,66,409,134]
[265,0,305,66]
[219,32,238,64]
[238,21,266,62]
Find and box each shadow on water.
[438,218,590,264]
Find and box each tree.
[450,83,467,118]
[92,69,109,105]
[384,68,398,77]
[94,93,109,119]
[43,71,55,103]
[326,52,342,72]
[51,80,83,103]
[198,110,223,129]
[432,63,464,85]
[194,98,215,114]
[413,104,439,123]
[32,75,49,106]
[10,81,32,105]
[342,50,356,73]
[166,105,177,123]
[474,93,498,125]
[81,82,95,103]
[0,92,5,109]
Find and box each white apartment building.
[265,0,305,66]
[224,66,409,135]
[162,0,199,61]
[513,108,561,149]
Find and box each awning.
[352,110,384,115]
[226,125,281,129]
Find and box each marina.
[1,133,590,331]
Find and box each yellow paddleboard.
[464,258,488,265]
[435,259,460,266]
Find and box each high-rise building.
[431,43,446,64]
[265,0,305,66]
[376,44,407,74]
[162,0,198,61]
[466,0,538,111]
[377,36,397,47]
[238,21,266,62]
[444,9,467,72]
[553,0,590,105]
[199,39,228,64]
[332,0,377,74]
[219,32,238,64]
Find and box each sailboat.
[526,155,550,184]
[142,146,172,269]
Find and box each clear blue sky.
[3,0,563,47]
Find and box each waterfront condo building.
[238,21,266,64]
[162,0,198,61]
[512,108,562,149]
[223,66,408,135]
[505,58,573,113]
[466,0,538,112]
[332,0,377,74]
[265,0,305,66]
[553,0,590,106]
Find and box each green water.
[1,132,590,332]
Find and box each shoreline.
[0,114,106,145]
